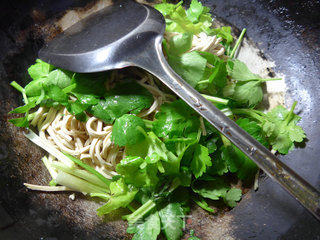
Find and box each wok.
[0,0,320,239]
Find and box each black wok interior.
[0,0,320,239]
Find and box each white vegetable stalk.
[55,171,107,195]
[24,130,74,167]
[42,156,57,179]
[50,161,109,189]
[24,183,71,192]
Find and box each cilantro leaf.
[44,85,69,105]
[89,81,153,124]
[222,145,258,180]
[154,2,181,16]
[26,64,72,97]
[25,78,45,97]
[186,0,204,23]
[232,81,263,107]
[190,144,212,178]
[112,114,146,146]
[97,178,137,216]
[218,118,268,180]
[9,99,37,114]
[127,211,161,240]
[207,153,228,176]
[168,52,207,87]
[8,116,29,127]
[157,1,212,35]
[212,26,233,44]
[200,52,228,88]
[27,59,54,81]
[192,177,229,200]
[236,118,268,147]
[71,72,108,97]
[220,118,268,179]
[227,59,260,81]
[126,131,180,175]
[169,33,193,55]
[153,100,200,139]
[203,136,218,154]
[158,202,185,240]
[116,156,159,188]
[67,100,89,121]
[263,103,306,154]
[223,188,242,207]
[45,69,73,89]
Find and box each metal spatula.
[39,0,320,220]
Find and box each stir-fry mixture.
[9,1,306,239]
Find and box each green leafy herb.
[159,202,185,240]
[231,81,263,107]
[186,0,205,23]
[212,26,233,44]
[200,52,228,88]
[192,177,229,200]
[168,33,193,55]
[168,52,207,87]
[27,59,54,81]
[223,188,242,207]
[190,144,212,178]
[89,81,153,123]
[207,153,228,176]
[154,2,182,17]
[155,0,212,34]
[237,118,268,147]
[127,211,161,240]
[227,59,260,82]
[262,102,306,154]
[116,156,159,188]
[112,114,146,146]
[153,100,200,139]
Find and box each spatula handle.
[136,37,320,221]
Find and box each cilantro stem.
[124,199,156,224]
[90,193,110,200]
[124,179,181,224]
[193,196,216,213]
[27,112,36,121]
[167,177,181,193]
[221,134,231,146]
[10,81,24,93]
[127,204,136,213]
[258,78,282,82]
[284,101,297,125]
[202,94,229,105]
[62,83,76,93]
[230,28,246,58]
[197,80,209,85]
[10,81,28,103]
[232,108,264,122]
[142,119,153,129]
[220,108,233,117]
